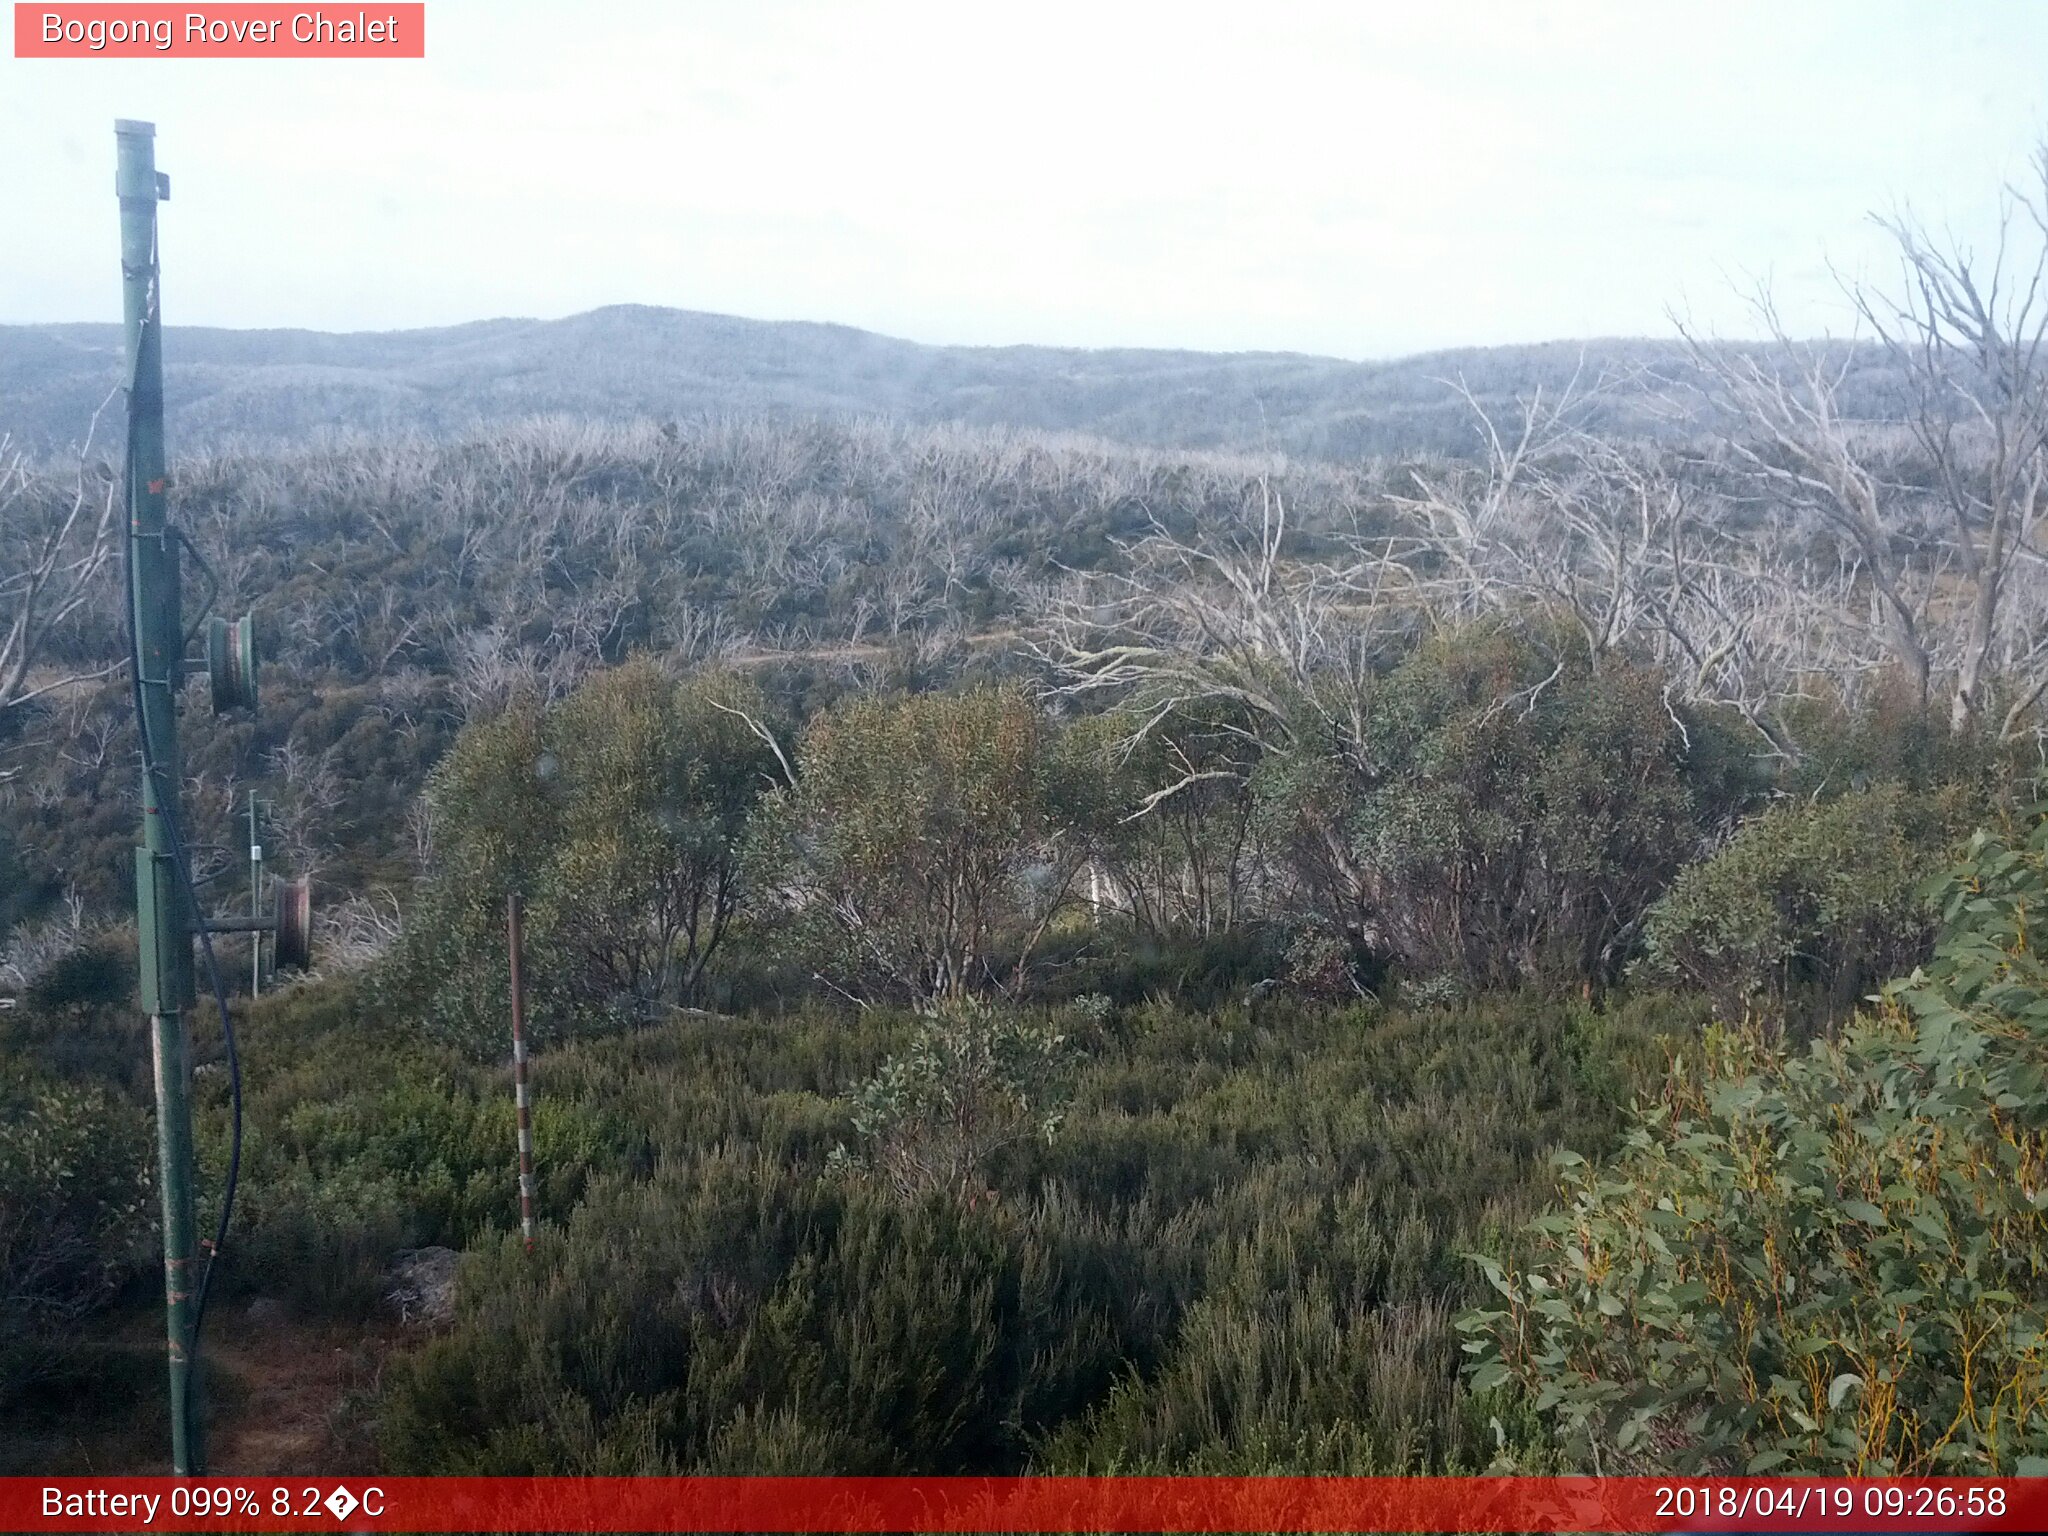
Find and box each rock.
[382,1245,461,1328]
[245,1295,288,1327]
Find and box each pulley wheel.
[273,875,313,970]
[207,613,259,712]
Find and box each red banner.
[3,1476,2043,1533]
[13,5,424,58]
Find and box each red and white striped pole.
[507,891,536,1254]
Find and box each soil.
[206,1308,404,1476]
[5,1300,407,1477]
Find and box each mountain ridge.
[0,303,1840,461]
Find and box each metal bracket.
[176,529,220,652]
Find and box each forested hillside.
[0,306,1907,461]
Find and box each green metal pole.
[117,118,203,1477]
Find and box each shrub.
[0,1056,151,1394]
[1079,708,1266,939]
[1462,800,2048,1474]
[1023,921,1293,1011]
[1261,626,1752,991]
[1779,681,2014,803]
[375,988,1659,1474]
[1636,784,1968,1023]
[1281,926,1364,1002]
[0,826,31,943]
[832,1000,1075,1199]
[376,1161,1128,1474]
[377,661,777,1057]
[193,979,643,1317]
[754,687,1103,1001]
[23,938,131,1014]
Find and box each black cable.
[122,257,242,1446]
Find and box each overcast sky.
[3,1,2046,358]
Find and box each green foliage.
[1637,784,1970,1023]
[834,1000,1077,1199]
[1078,708,1265,939]
[374,988,1657,1473]
[545,662,777,1009]
[0,1054,152,1394]
[1779,681,2016,802]
[23,937,132,1014]
[374,698,560,1056]
[758,687,1102,1000]
[1036,1283,1489,1474]
[378,661,777,1056]
[194,979,644,1317]
[1265,626,1752,989]
[1023,921,1295,1012]
[1282,926,1366,1002]
[377,1165,1126,1475]
[1463,799,2048,1473]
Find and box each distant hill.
[0,304,1894,462]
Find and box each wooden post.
[248,795,263,997]
[507,892,536,1254]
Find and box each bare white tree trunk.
[0,416,122,737]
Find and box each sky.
[3,1,2047,359]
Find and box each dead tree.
[1395,377,1843,756]
[0,421,121,736]
[1039,477,1424,776]
[1857,147,2048,736]
[1683,146,2048,738]
[1035,477,1425,941]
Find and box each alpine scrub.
[1462,796,2048,1474]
